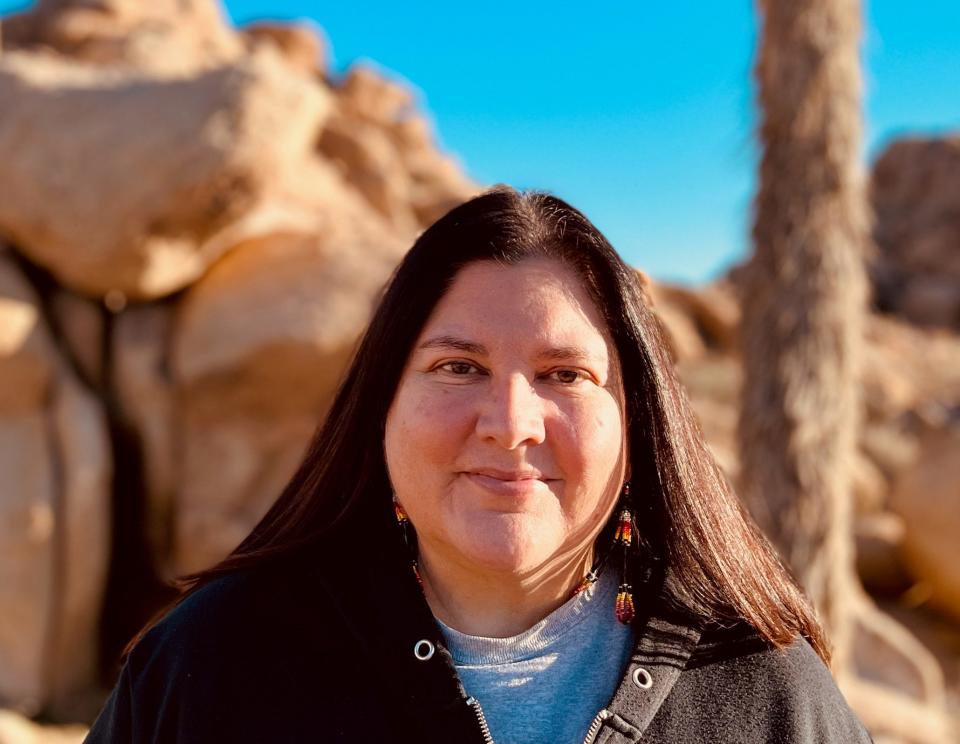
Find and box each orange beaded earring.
[572,481,637,624]
[393,495,423,586]
[613,486,636,624]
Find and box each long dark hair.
[127,185,829,663]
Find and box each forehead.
[418,258,614,355]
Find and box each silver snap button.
[633,666,653,689]
[413,639,435,661]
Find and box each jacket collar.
[308,499,703,743]
[308,500,484,741]
[600,601,703,741]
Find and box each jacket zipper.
[465,697,611,744]
[580,708,611,744]
[465,697,494,744]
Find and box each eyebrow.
[415,335,600,363]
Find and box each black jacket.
[85,507,874,744]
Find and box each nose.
[475,372,546,450]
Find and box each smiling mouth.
[465,468,551,482]
[462,471,553,496]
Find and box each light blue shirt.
[436,568,635,744]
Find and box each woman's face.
[384,257,628,578]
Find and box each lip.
[467,467,548,481]
[463,470,547,499]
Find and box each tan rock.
[860,423,920,481]
[384,114,478,227]
[2,0,243,76]
[689,395,740,481]
[317,65,477,231]
[48,290,103,389]
[112,303,178,570]
[855,511,911,596]
[0,47,330,300]
[169,229,404,574]
[677,353,742,408]
[0,255,59,714]
[852,449,889,514]
[0,255,53,416]
[338,64,414,126]
[653,280,741,352]
[870,136,960,329]
[648,285,706,362]
[898,274,960,328]
[863,315,960,419]
[318,112,418,231]
[678,354,742,481]
[0,409,53,715]
[888,422,960,621]
[406,160,478,228]
[242,22,325,77]
[260,155,412,252]
[0,709,86,744]
[103,155,401,571]
[386,113,435,154]
[45,362,111,717]
[0,254,110,716]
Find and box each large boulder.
[337,65,415,127]
[888,419,960,622]
[319,107,418,232]
[871,137,960,329]
[241,22,326,78]
[862,315,960,422]
[2,0,243,76]
[168,229,405,574]
[0,251,110,716]
[0,47,330,300]
[319,65,478,232]
[855,511,911,596]
[0,708,86,743]
[651,280,741,359]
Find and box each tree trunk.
[738,0,869,673]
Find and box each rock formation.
[0,48,331,299]
[0,250,111,719]
[0,0,477,726]
[871,137,960,329]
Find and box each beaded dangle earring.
[571,488,623,596]
[392,495,423,586]
[613,484,636,624]
[572,480,637,625]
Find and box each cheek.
[384,384,474,485]
[551,397,625,506]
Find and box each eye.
[545,368,588,385]
[436,360,483,376]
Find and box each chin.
[457,516,560,575]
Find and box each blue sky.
[2,1,958,284]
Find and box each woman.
[86,186,872,743]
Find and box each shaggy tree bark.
[743,15,953,732]
[738,0,869,672]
